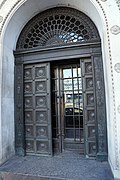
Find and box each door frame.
[14,41,108,160]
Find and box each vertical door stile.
[58,67,62,152]
[47,63,53,156]
[93,55,108,161]
[60,68,64,151]
[15,61,25,156]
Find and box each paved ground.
[0,152,114,180]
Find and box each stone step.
[0,172,65,180]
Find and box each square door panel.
[25,97,33,108]
[87,126,96,139]
[35,67,46,79]
[36,141,49,153]
[85,62,92,74]
[35,81,47,93]
[36,126,48,138]
[25,125,34,138]
[88,142,96,155]
[26,140,34,152]
[85,109,95,123]
[24,68,32,80]
[36,111,48,124]
[35,96,47,108]
[24,82,33,94]
[85,77,93,90]
[25,111,33,123]
[84,93,94,106]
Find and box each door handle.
[57,96,63,98]
[57,131,65,137]
[57,131,64,137]
[57,130,61,137]
[57,133,61,137]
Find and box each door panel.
[52,63,84,154]
[24,63,52,155]
[81,59,96,157]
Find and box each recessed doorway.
[14,7,108,160]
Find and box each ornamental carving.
[117,105,120,113]
[114,63,120,73]
[110,25,120,35]
[0,0,7,9]
[115,0,120,10]
[0,16,3,23]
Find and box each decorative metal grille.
[16,7,100,50]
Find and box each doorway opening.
[51,60,84,154]
[15,7,107,160]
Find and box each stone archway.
[14,7,107,160]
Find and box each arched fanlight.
[16,7,100,50]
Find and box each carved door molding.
[93,55,108,160]
[15,60,24,156]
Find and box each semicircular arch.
[16,7,100,50]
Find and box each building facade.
[0,0,120,179]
